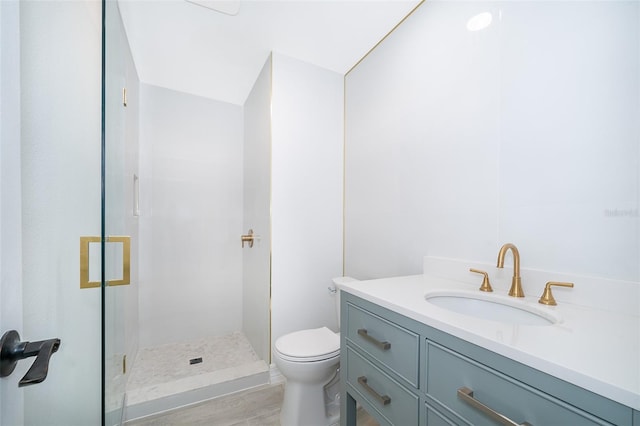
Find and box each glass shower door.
[103,0,138,424]
[0,1,132,424]
[10,0,103,424]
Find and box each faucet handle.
[470,269,493,292]
[538,281,574,306]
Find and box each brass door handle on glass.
[358,376,391,406]
[458,387,532,426]
[470,268,493,292]
[241,229,254,248]
[357,329,391,350]
[538,282,574,306]
[80,236,131,289]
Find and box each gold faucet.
[496,243,524,297]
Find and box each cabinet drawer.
[425,341,612,426]
[346,346,419,426]
[345,303,419,387]
[426,403,459,426]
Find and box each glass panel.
[19,0,102,424]
[104,0,138,424]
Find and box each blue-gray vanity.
[338,268,639,426]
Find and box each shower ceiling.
[117,0,422,105]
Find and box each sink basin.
[425,290,559,326]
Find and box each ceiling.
[117,0,422,105]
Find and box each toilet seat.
[275,327,340,362]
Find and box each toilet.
[273,276,357,426]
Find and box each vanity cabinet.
[340,292,636,426]
[425,341,609,425]
[344,302,420,425]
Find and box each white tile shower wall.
[345,1,640,283]
[270,53,344,349]
[138,84,244,347]
[243,55,272,362]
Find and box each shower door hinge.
[123,87,128,107]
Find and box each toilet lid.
[275,327,340,360]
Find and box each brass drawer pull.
[357,329,391,350]
[358,376,391,406]
[458,387,532,426]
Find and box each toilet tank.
[331,276,358,328]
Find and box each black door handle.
[0,330,61,387]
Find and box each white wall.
[138,84,244,347]
[345,1,640,284]
[243,55,272,362]
[271,53,344,348]
[0,1,24,423]
[20,1,103,424]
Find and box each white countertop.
[338,273,640,411]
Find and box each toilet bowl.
[274,327,340,426]
[273,276,357,426]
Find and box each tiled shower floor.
[125,332,270,421]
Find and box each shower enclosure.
[104,0,273,422]
[118,72,274,421]
[0,0,271,424]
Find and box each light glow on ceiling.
[466,12,492,32]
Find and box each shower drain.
[189,357,203,365]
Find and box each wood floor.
[126,383,379,426]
